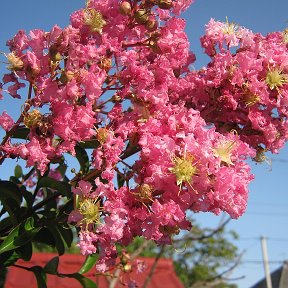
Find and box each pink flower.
[78,231,98,255]
[72,180,93,196]
[26,137,49,175]
[0,111,14,131]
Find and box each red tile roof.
[5,253,184,288]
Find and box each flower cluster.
[0,0,287,272]
[181,19,288,154]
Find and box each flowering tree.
[1,0,288,286]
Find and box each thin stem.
[12,264,32,271]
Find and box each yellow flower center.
[137,184,153,203]
[6,52,24,71]
[83,8,106,33]
[213,140,235,165]
[265,68,288,90]
[222,17,238,35]
[79,197,102,226]
[170,153,197,188]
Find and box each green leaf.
[12,127,29,140]
[0,216,12,233]
[57,199,74,220]
[117,172,125,189]
[44,256,59,275]
[44,188,57,211]
[79,140,99,149]
[0,250,19,267]
[0,180,23,224]
[15,242,32,261]
[14,217,41,246]
[0,217,41,254]
[36,177,71,197]
[21,187,34,208]
[30,266,47,288]
[33,227,55,247]
[9,176,21,185]
[0,198,20,225]
[67,273,98,288]
[75,145,90,174]
[0,180,22,205]
[56,224,73,248]
[57,163,68,178]
[78,254,98,275]
[14,165,23,179]
[46,224,65,255]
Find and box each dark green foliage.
[0,164,78,287]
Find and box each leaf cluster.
[0,137,98,287]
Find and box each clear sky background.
[0,1,288,287]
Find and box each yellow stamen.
[83,8,106,33]
[265,68,288,90]
[213,140,235,165]
[6,52,24,71]
[223,17,238,35]
[169,153,198,188]
[78,197,102,227]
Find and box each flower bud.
[52,52,62,63]
[134,9,149,25]
[150,40,162,54]
[146,19,157,31]
[120,250,131,265]
[119,1,131,15]
[60,70,75,84]
[157,0,173,9]
[112,94,122,103]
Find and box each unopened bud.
[146,19,157,31]
[60,70,74,84]
[112,94,122,102]
[134,9,149,24]
[119,1,131,15]
[150,41,162,54]
[120,250,131,265]
[173,69,181,78]
[52,52,62,63]
[158,0,173,9]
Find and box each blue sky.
[0,1,288,287]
